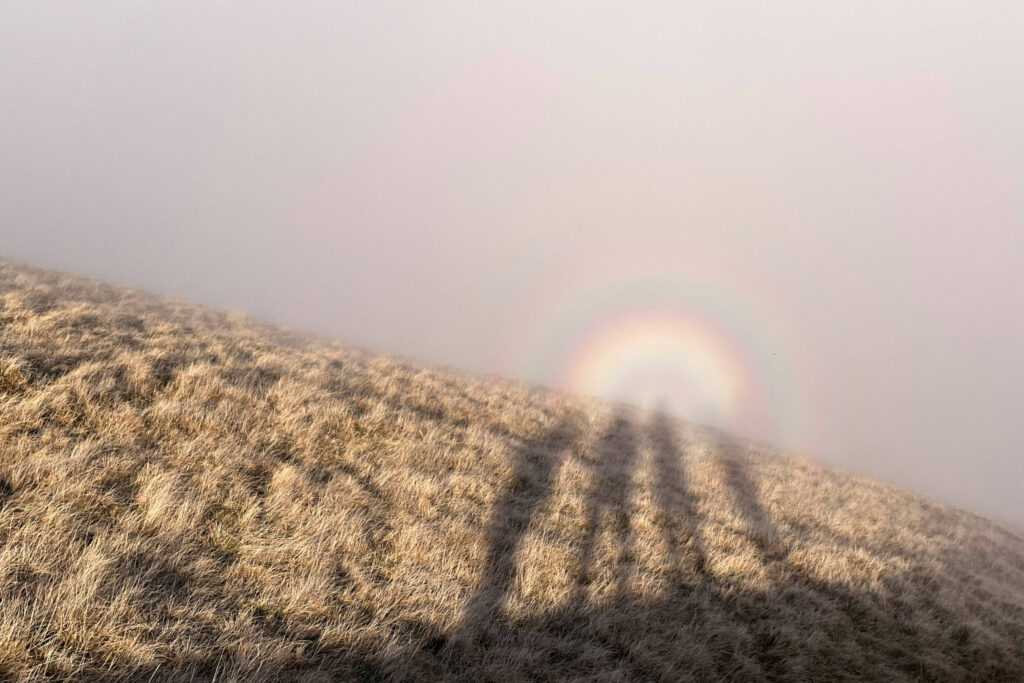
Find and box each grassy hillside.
[0,258,1022,681]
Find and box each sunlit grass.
[0,258,1022,680]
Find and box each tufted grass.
[0,257,1022,681]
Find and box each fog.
[2,2,1022,525]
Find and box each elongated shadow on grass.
[717,439,788,564]
[648,408,707,581]
[436,406,725,680]
[445,410,583,657]
[420,410,1024,682]
[574,405,641,599]
[61,409,1024,681]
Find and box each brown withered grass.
[0,257,1022,681]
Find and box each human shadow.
[648,408,707,581]
[444,410,583,659]
[574,405,641,599]
[414,409,1024,682]
[65,408,1024,681]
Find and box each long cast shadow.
[574,404,641,600]
[60,408,1024,680]
[716,439,787,564]
[648,409,707,581]
[446,410,581,656]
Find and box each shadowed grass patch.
[0,257,1022,681]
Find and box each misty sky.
[2,2,1022,525]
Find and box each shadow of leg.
[717,439,787,563]
[573,405,641,601]
[647,409,707,581]
[443,410,581,664]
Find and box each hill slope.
[0,258,1022,681]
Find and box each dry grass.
[0,257,1022,681]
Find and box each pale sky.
[2,2,1022,525]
